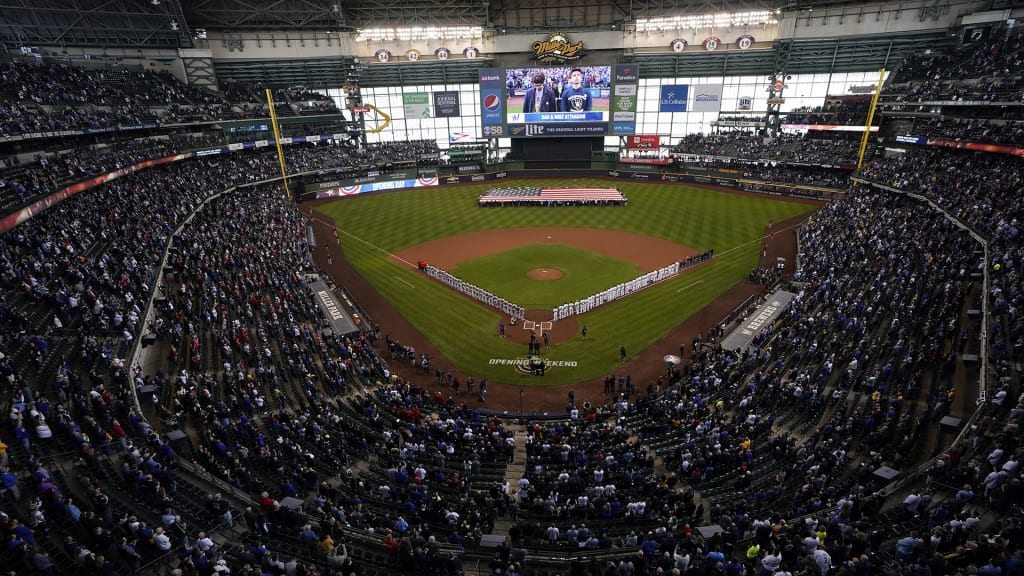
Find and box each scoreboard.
[479,64,638,138]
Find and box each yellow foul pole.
[265,88,291,200]
[856,67,886,172]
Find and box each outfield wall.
[298,167,840,203]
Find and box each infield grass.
[319,178,817,386]
[452,243,641,308]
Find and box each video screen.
[505,65,611,124]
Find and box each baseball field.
[314,178,818,386]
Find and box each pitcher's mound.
[527,268,563,281]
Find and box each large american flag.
[479,187,625,204]
[539,187,625,201]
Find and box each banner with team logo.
[691,84,723,113]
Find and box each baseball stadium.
[0,1,1021,575]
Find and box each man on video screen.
[522,72,557,113]
[560,68,592,112]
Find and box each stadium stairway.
[492,425,528,538]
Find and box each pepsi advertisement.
[479,69,505,137]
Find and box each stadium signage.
[471,174,486,181]
[615,66,637,83]
[531,32,584,64]
[659,85,689,112]
[627,135,660,149]
[620,157,671,165]
[849,85,877,94]
[316,290,345,321]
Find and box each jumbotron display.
[479,64,638,137]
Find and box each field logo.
[489,356,578,375]
[531,32,584,64]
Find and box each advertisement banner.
[480,69,504,128]
[659,85,689,112]
[508,122,608,137]
[480,89,503,126]
[691,84,723,113]
[612,122,636,134]
[611,64,640,136]
[315,175,439,198]
[434,91,460,117]
[403,92,431,119]
[627,135,660,149]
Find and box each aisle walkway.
[491,425,529,539]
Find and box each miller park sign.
[531,32,585,64]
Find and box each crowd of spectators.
[1,27,1024,576]
[890,115,1024,147]
[883,26,1024,104]
[0,59,341,138]
[3,137,1017,576]
[672,132,869,166]
[782,100,874,126]
[877,26,1024,149]
[0,137,436,216]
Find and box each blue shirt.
[561,85,592,112]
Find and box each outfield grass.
[319,179,817,386]
[452,243,642,308]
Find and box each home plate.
[547,236,551,238]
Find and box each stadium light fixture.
[636,10,777,32]
[355,25,483,42]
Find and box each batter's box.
[521,320,536,331]
[539,321,553,332]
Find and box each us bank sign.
[532,32,584,64]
